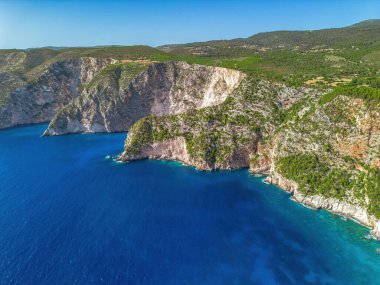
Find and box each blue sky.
[0,0,379,49]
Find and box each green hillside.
[158,20,380,85]
[1,20,380,88]
[160,20,380,51]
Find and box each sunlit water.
[0,124,379,284]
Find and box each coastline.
[120,146,380,242]
[264,173,380,241]
[2,122,380,283]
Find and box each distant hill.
[159,19,380,53]
[0,45,174,80]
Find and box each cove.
[0,124,379,284]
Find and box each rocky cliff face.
[255,95,380,238]
[120,78,320,170]
[121,134,255,171]
[0,57,115,129]
[44,61,244,135]
[0,50,379,239]
[120,77,380,238]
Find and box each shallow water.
[0,124,379,284]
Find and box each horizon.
[1,0,380,49]
[3,18,378,51]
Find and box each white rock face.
[145,62,244,114]
[44,61,245,135]
[372,221,380,239]
[293,193,375,227]
[266,172,380,239]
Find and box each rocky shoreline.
[118,70,380,242]
[264,173,380,240]
[120,133,380,240]
[1,52,378,242]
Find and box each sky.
[0,0,379,49]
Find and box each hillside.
[0,46,177,129]
[0,46,175,105]
[159,20,380,85]
[161,20,380,51]
[0,20,379,239]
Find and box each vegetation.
[364,168,380,218]
[319,85,380,105]
[124,78,277,164]
[351,76,380,88]
[276,154,380,218]
[276,154,348,199]
[167,48,379,87]
[1,20,380,219]
[85,62,148,91]
[160,20,380,86]
[2,20,380,91]
[162,20,380,54]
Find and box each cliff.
[263,94,380,238]
[0,48,379,239]
[43,61,244,135]
[0,57,115,129]
[121,78,380,238]
[120,78,321,170]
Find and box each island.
[1,20,379,240]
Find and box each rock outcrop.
[44,61,245,135]
[120,78,320,170]
[258,94,380,238]
[120,135,255,171]
[120,77,380,238]
[0,57,115,129]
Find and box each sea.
[0,124,379,285]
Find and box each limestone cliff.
[0,49,379,239]
[120,78,380,238]
[44,61,244,135]
[120,78,320,170]
[261,95,380,238]
[0,57,115,129]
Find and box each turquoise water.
[0,124,379,284]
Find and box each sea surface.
[0,124,379,285]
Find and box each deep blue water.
[0,124,379,285]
